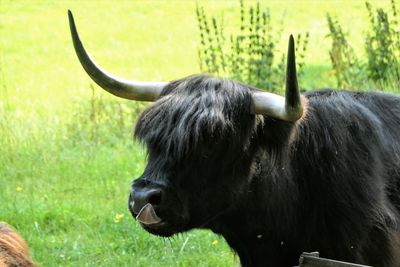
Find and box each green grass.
[0,0,395,266]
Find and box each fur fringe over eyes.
[135,75,255,162]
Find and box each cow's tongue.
[136,203,162,225]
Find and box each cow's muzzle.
[129,186,164,225]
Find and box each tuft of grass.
[326,14,365,89]
[326,0,400,91]
[196,1,309,93]
[365,0,400,89]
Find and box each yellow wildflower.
[114,213,124,223]
[115,213,124,220]
[16,186,23,192]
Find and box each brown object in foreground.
[0,222,35,267]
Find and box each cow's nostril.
[130,187,164,214]
[148,190,162,205]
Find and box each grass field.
[0,1,396,266]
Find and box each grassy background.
[0,1,394,266]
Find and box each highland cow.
[0,222,35,267]
[68,10,400,267]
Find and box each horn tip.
[68,10,74,26]
[289,34,294,46]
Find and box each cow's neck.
[208,180,300,267]
[208,119,301,266]
[209,154,300,265]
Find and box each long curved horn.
[68,10,166,101]
[251,35,303,121]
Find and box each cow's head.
[68,11,304,237]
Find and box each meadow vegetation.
[0,1,397,266]
[326,0,399,90]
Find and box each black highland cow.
[68,11,400,267]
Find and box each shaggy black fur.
[132,74,400,267]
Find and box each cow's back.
[303,89,400,209]
[295,89,400,266]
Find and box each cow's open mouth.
[128,192,188,237]
[136,203,163,225]
[129,203,180,236]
